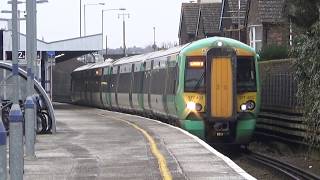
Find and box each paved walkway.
[22,103,255,180]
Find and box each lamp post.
[84,2,105,36]
[152,27,156,51]
[1,10,25,55]
[102,8,126,55]
[118,13,129,57]
[6,0,47,81]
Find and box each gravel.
[215,141,320,179]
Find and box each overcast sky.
[0,0,191,49]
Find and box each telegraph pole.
[118,13,129,57]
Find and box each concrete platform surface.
[22,103,255,180]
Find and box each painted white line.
[98,109,256,180]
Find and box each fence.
[256,59,307,144]
[259,59,303,114]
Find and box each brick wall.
[264,23,289,46]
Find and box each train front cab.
[180,39,259,145]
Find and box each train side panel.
[132,62,144,113]
[117,64,132,111]
[150,58,167,117]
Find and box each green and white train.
[71,37,260,144]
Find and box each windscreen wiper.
[193,72,205,90]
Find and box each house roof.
[180,3,200,35]
[226,0,248,25]
[258,0,286,23]
[199,3,222,34]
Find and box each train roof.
[73,63,96,72]
[112,44,189,65]
[73,59,115,72]
[146,44,189,60]
[88,59,114,69]
[112,52,154,65]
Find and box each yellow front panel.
[211,58,233,118]
[184,93,206,113]
[237,92,257,112]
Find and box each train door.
[166,55,178,119]
[89,70,94,106]
[142,61,152,115]
[205,48,237,138]
[101,67,109,108]
[148,60,154,112]
[110,66,118,109]
[115,66,120,108]
[80,71,85,103]
[98,68,104,108]
[150,58,167,116]
[163,58,170,115]
[84,70,89,104]
[129,63,134,109]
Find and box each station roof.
[1,30,102,62]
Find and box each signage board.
[5,51,42,60]
[47,51,55,58]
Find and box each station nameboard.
[5,51,42,60]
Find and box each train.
[71,37,260,144]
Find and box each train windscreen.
[184,57,205,92]
[237,57,256,92]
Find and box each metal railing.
[259,59,303,114]
[257,59,307,144]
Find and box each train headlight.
[187,102,196,111]
[217,41,223,47]
[246,100,255,110]
[240,104,247,111]
[195,103,202,111]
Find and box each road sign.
[47,51,55,59]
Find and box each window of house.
[249,25,262,51]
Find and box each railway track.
[245,151,320,180]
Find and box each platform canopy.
[1,30,102,62]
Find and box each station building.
[0,29,102,102]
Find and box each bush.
[259,44,289,61]
[291,22,320,151]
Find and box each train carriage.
[176,37,260,143]
[71,37,260,144]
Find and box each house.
[178,1,222,45]
[219,0,249,43]
[178,3,200,45]
[196,3,222,39]
[247,0,292,51]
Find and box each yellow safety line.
[99,114,172,180]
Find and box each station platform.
[23,103,255,180]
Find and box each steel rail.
[246,151,320,180]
